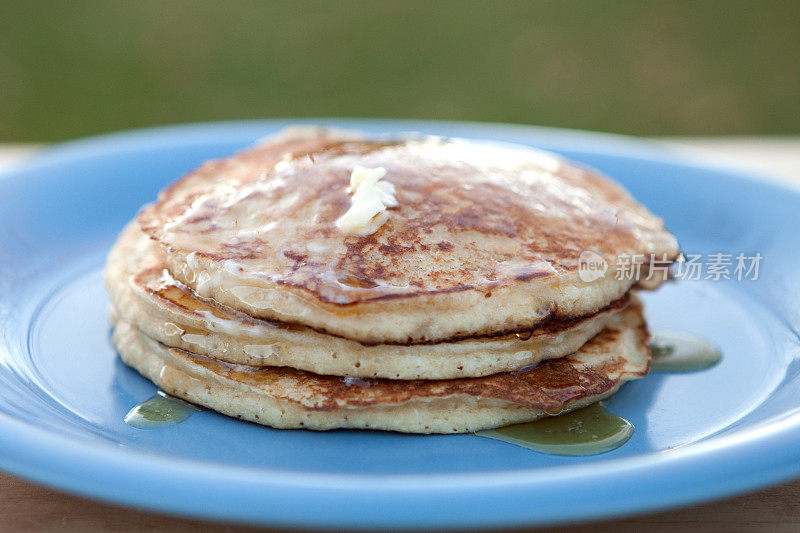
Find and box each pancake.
[106,222,631,379]
[110,300,650,433]
[139,127,678,344]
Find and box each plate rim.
[1,118,800,529]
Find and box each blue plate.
[1,119,800,529]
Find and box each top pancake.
[140,127,678,344]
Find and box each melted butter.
[152,272,280,336]
[650,330,722,372]
[336,166,397,236]
[336,273,379,289]
[474,403,633,456]
[155,283,226,320]
[124,391,202,430]
[242,343,281,361]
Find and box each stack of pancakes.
[105,127,679,433]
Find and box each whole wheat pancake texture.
[106,126,674,434]
[110,300,649,433]
[139,127,678,344]
[106,221,632,379]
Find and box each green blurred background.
[1,0,798,142]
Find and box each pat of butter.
[336,166,397,236]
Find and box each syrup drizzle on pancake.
[121,331,722,440]
[474,333,722,455]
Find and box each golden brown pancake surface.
[139,127,678,343]
[106,222,633,379]
[111,298,649,432]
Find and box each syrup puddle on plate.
[124,333,721,450]
[649,330,722,372]
[124,391,203,430]
[475,331,722,455]
[475,403,633,456]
